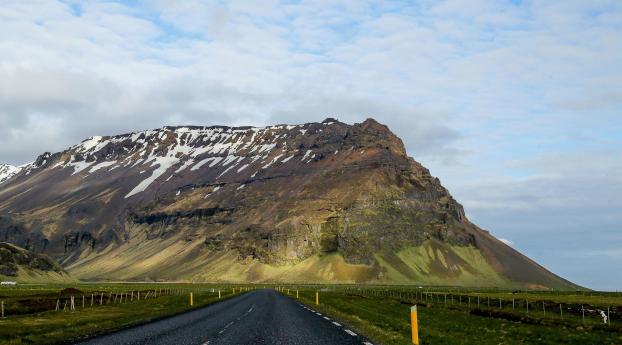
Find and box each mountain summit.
[0,118,577,288]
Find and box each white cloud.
[0,0,620,289]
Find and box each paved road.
[76,289,375,345]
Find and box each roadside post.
[1,300,5,318]
[218,290,221,299]
[297,290,299,299]
[316,291,319,305]
[190,292,193,306]
[410,305,419,344]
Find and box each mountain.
[0,164,22,185]
[0,242,74,283]
[0,118,578,289]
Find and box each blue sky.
[0,0,621,290]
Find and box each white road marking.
[218,321,235,334]
[363,342,374,345]
[323,316,330,320]
[344,329,357,336]
[332,321,341,327]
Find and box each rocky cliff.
[0,118,578,288]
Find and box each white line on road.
[344,329,357,336]
[323,316,330,320]
[363,342,374,345]
[332,321,341,327]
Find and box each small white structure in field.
[1,281,17,286]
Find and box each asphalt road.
[76,289,375,345]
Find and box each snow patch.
[88,161,116,174]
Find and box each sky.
[0,0,621,290]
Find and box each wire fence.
[341,287,619,328]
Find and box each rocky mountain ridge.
[0,164,22,185]
[0,118,578,288]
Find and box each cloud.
[0,0,620,290]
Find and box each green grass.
[1,283,621,344]
[0,283,252,344]
[282,286,622,345]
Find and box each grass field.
[0,283,250,344]
[284,286,622,345]
[0,283,621,344]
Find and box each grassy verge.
[0,287,244,345]
[291,289,622,345]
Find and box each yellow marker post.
[218,290,221,299]
[287,289,290,295]
[316,291,319,305]
[189,292,193,306]
[233,288,235,294]
[296,290,299,299]
[410,305,419,345]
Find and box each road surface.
[76,289,375,345]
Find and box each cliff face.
[0,118,578,288]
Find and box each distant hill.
[0,242,74,283]
[0,118,579,289]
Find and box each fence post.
[560,304,563,319]
[316,290,319,305]
[1,301,4,318]
[100,293,104,305]
[543,302,546,317]
[56,299,60,311]
[410,305,419,345]
[82,295,85,308]
[607,307,610,325]
[582,306,585,323]
[91,294,94,307]
[71,296,75,311]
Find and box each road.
[76,289,375,345]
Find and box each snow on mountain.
[0,164,22,185]
[32,123,330,199]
